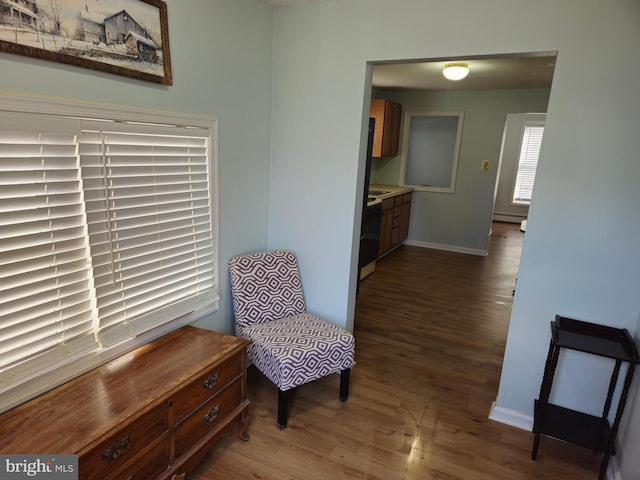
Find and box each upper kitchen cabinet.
[370,99,402,157]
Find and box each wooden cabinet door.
[370,100,402,157]
[370,99,386,158]
[384,102,402,157]
[399,192,412,241]
[378,198,395,255]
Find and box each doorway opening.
[354,51,557,387]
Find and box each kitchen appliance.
[358,118,382,282]
[360,199,382,266]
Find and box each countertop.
[368,184,415,202]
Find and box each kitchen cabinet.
[378,191,412,256]
[370,99,402,157]
[0,326,251,480]
[378,197,394,255]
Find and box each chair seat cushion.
[240,312,355,391]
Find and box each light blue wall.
[3,0,640,476]
[372,88,550,253]
[269,1,640,476]
[0,0,274,334]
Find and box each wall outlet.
[481,160,490,171]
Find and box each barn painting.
[0,0,172,85]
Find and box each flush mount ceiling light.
[443,62,469,81]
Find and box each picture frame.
[0,0,172,85]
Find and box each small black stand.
[532,315,639,480]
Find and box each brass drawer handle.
[203,372,219,389]
[103,435,129,461]
[203,404,220,423]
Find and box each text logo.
[0,455,77,479]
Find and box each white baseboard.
[404,239,487,256]
[608,457,622,480]
[492,214,526,223]
[488,402,533,431]
[488,402,622,480]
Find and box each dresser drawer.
[79,403,168,480]
[174,379,242,458]
[172,352,243,423]
[105,437,169,480]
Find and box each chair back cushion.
[229,250,306,332]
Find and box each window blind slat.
[0,204,83,226]
[0,305,92,351]
[80,119,211,138]
[97,272,215,321]
[0,238,87,268]
[513,123,544,204]
[0,289,91,331]
[0,265,89,305]
[91,239,213,285]
[79,128,215,348]
[0,124,98,386]
[1,331,97,374]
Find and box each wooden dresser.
[0,326,251,480]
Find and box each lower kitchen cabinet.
[378,191,412,256]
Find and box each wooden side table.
[532,315,638,480]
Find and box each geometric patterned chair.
[228,250,355,429]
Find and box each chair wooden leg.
[339,368,351,401]
[278,388,288,429]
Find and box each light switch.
[481,160,489,171]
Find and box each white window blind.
[513,122,544,205]
[79,120,216,347]
[0,98,219,412]
[0,114,99,388]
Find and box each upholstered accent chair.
[228,250,355,428]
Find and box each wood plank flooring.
[190,222,601,479]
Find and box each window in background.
[512,122,545,205]
[400,111,464,193]
[0,94,219,412]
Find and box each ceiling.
[372,55,556,91]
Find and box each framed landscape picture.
[0,0,172,85]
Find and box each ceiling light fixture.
[443,62,469,81]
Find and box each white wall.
[0,0,274,334]
[269,0,640,476]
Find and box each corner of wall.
[488,400,533,431]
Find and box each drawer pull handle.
[203,372,219,389]
[203,404,220,423]
[102,436,129,461]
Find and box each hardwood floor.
[190,222,601,479]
